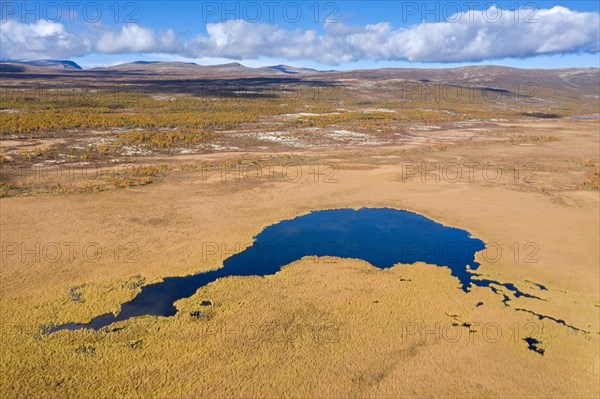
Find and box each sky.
[0,1,599,69]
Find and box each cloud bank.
[1,6,598,64]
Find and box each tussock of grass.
[508,135,560,144]
[582,169,600,190]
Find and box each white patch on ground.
[32,159,63,167]
[326,130,387,145]
[280,112,342,118]
[66,162,92,167]
[110,127,144,134]
[409,125,442,131]
[361,108,396,113]
[329,130,369,139]
[121,146,152,156]
[205,144,241,151]
[254,131,305,147]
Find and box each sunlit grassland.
[0,92,586,146]
[0,90,296,134]
[0,79,597,198]
[2,80,595,137]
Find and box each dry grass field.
[1,64,599,398]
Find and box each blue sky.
[1,1,599,69]
[122,1,600,30]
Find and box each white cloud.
[186,6,599,64]
[0,19,90,59]
[1,6,598,64]
[95,25,180,54]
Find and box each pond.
[52,208,499,332]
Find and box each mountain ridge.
[3,59,598,74]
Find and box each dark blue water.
[524,337,545,355]
[52,208,489,332]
